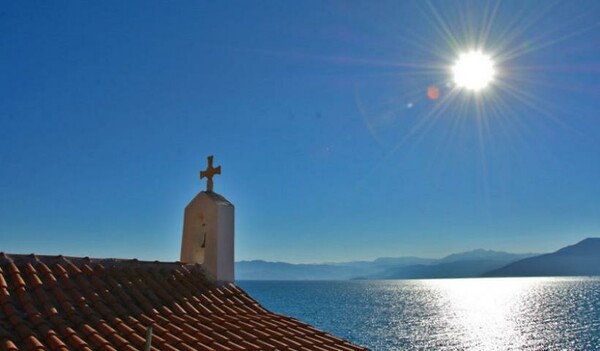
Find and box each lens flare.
[427,85,440,100]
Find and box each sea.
[238,278,600,351]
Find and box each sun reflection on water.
[406,277,600,351]
[424,278,539,350]
[240,278,600,351]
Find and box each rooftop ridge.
[0,252,204,271]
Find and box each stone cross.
[200,155,221,192]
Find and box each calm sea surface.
[238,278,600,351]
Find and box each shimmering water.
[238,278,600,351]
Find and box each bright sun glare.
[452,51,495,92]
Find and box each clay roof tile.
[253,339,278,350]
[1,340,19,351]
[211,340,234,351]
[240,340,262,350]
[194,341,217,351]
[23,335,45,350]
[0,254,368,351]
[44,332,68,350]
[64,333,89,351]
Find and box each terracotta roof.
[0,253,368,351]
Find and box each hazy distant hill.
[377,250,535,279]
[439,249,533,263]
[235,260,359,280]
[236,250,536,280]
[485,238,600,277]
[362,256,437,266]
[235,258,431,280]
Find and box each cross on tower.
[200,155,221,192]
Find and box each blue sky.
[2,1,600,263]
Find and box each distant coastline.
[236,238,600,281]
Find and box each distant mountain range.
[486,238,600,277]
[236,238,600,280]
[236,249,536,280]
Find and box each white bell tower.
[180,156,234,282]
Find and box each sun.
[452,51,496,92]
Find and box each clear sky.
[2,1,600,263]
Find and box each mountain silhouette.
[439,249,533,263]
[236,250,535,280]
[485,238,600,277]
